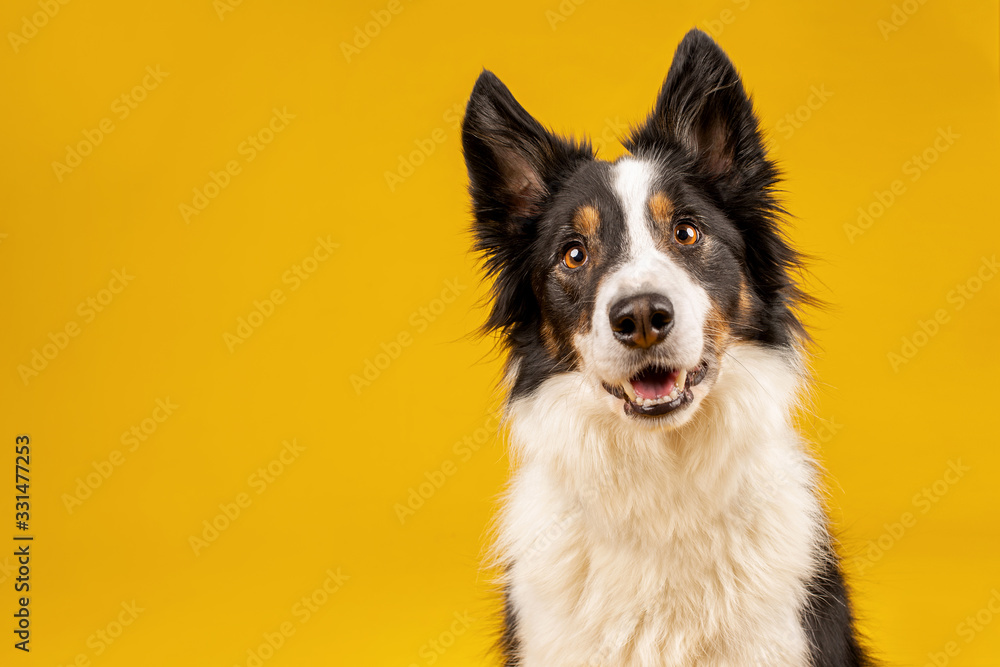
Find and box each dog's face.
[462,30,805,428]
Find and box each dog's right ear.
[462,70,592,335]
[462,70,592,222]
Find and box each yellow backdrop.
[1,1,998,665]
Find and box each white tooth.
[622,382,637,401]
[676,369,687,391]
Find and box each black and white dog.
[461,28,871,667]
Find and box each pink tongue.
[630,368,678,400]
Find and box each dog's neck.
[502,343,812,538]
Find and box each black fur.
[498,585,520,666]
[802,538,874,666]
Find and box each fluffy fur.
[462,29,870,667]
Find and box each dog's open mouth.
[602,364,708,417]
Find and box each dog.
[460,28,871,667]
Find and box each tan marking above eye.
[572,205,600,237]
[649,191,674,225]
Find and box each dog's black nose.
[609,294,674,349]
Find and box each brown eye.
[674,222,700,246]
[563,244,588,269]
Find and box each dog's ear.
[462,70,591,220]
[629,31,808,344]
[462,70,592,335]
[626,29,769,191]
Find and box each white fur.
[496,343,824,666]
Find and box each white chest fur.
[496,344,824,666]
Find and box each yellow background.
[1,0,998,665]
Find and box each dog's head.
[462,29,807,428]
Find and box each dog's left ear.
[626,29,770,192]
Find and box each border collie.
[461,29,871,666]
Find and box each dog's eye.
[673,222,700,246]
[563,244,588,269]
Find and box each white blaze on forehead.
[612,157,659,257]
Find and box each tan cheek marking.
[649,191,674,228]
[704,303,732,357]
[738,280,753,317]
[575,304,592,335]
[731,279,761,340]
[540,319,562,358]
[573,205,600,237]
